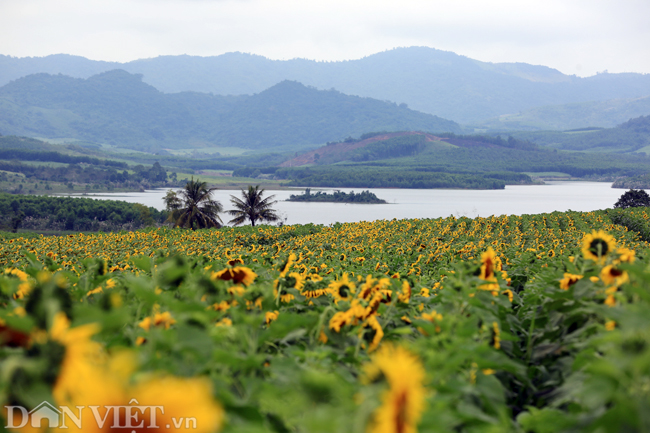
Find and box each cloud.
[1,0,649,76]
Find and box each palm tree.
[164,178,223,229]
[227,185,280,227]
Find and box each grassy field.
[1,209,650,432]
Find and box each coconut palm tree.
[164,178,223,229]
[227,185,280,227]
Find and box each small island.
[287,188,387,204]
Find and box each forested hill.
[3,48,650,123]
[507,115,650,153]
[0,70,460,152]
[477,95,650,132]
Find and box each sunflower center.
[338,285,350,297]
[589,239,609,256]
[610,268,624,277]
[394,391,408,433]
[363,327,377,343]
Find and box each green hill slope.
[507,115,650,153]
[476,95,650,131]
[0,71,461,152]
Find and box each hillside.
[0,71,460,152]
[267,131,650,190]
[476,95,650,131]
[3,48,650,123]
[507,115,650,153]
[279,131,447,166]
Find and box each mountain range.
[3,47,650,124]
[0,70,460,151]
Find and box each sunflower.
[600,265,629,288]
[227,257,244,267]
[327,273,356,302]
[491,322,501,350]
[559,273,583,290]
[362,344,425,433]
[0,320,31,348]
[130,375,224,433]
[582,230,616,264]
[278,253,297,277]
[329,310,353,332]
[284,272,305,291]
[211,266,258,286]
[139,311,177,331]
[479,248,500,280]
[265,310,279,325]
[300,281,328,299]
[615,247,636,264]
[398,280,411,303]
[362,315,384,352]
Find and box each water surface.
[83,182,624,226]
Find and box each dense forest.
[287,188,387,203]
[0,193,166,232]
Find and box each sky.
[1,0,649,77]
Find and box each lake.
[78,181,626,226]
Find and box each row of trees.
[0,161,170,188]
[0,193,165,232]
[163,179,280,229]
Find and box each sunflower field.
[1,209,650,432]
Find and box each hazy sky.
[1,0,649,77]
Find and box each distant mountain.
[476,95,650,131]
[0,70,460,151]
[3,48,650,123]
[507,115,650,153]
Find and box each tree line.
[0,148,127,168]
[0,161,170,190]
[0,193,166,232]
[276,167,507,189]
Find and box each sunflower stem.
[526,309,537,365]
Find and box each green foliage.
[0,192,165,232]
[614,189,650,209]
